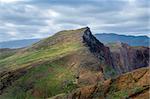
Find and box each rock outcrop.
[58,67,150,99]
[108,42,149,75]
[83,27,113,70]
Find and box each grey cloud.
[0,0,149,42]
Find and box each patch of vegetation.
[107,86,147,99]
[0,41,82,70]
[108,81,118,94]
[1,59,77,99]
[0,49,17,60]
[131,86,145,94]
[107,90,129,99]
[63,80,77,93]
[103,65,117,79]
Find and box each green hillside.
[0,28,86,71]
[0,27,91,98]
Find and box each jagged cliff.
[107,42,149,75]
[83,28,113,69]
[82,28,149,78]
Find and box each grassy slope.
[0,28,85,70]
[0,48,18,60]
[1,58,77,99]
[0,28,86,98]
[0,42,81,70]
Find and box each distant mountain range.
[0,33,149,48]
[95,33,149,47]
[0,39,40,48]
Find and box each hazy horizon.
[0,31,149,42]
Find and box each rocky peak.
[82,27,113,70]
[83,27,105,49]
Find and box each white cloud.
[46,9,60,17]
[7,31,17,36]
[0,0,25,3]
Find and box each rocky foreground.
[49,67,150,99]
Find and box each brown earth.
[55,67,150,99]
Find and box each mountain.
[107,42,149,75]
[95,33,150,47]
[0,27,105,98]
[0,39,40,48]
[0,27,149,99]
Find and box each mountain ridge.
[0,32,149,49]
[0,39,40,48]
[0,27,149,98]
[95,33,150,47]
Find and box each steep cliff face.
[108,43,149,74]
[82,28,113,70]
[82,29,149,77]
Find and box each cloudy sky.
[0,0,149,42]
